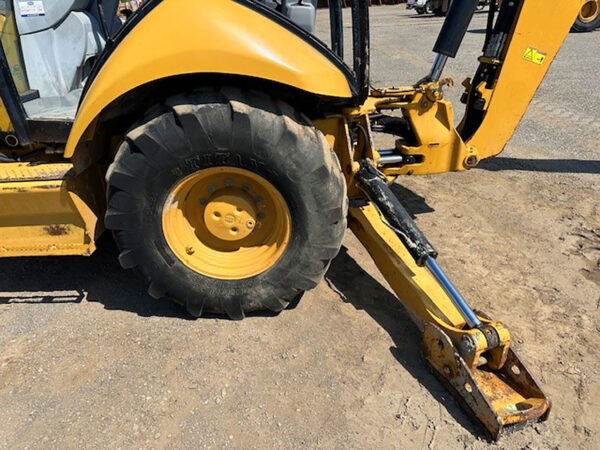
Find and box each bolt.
[255,195,264,204]
[206,184,217,193]
[186,246,195,255]
[224,178,234,187]
[241,183,251,191]
[198,198,207,206]
[246,220,255,230]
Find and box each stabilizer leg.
[350,159,551,440]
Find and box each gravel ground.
[1,6,599,449]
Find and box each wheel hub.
[204,188,257,241]
[162,167,291,280]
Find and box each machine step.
[0,162,103,257]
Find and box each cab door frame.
[0,36,31,146]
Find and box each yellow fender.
[65,0,354,158]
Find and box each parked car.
[409,0,490,16]
[406,0,432,15]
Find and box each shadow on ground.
[390,183,435,217]
[0,235,192,319]
[325,247,485,438]
[477,157,600,174]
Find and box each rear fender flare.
[65,0,354,159]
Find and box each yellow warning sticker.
[523,47,547,65]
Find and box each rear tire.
[572,1,600,32]
[105,88,347,319]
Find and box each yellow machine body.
[64,0,353,159]
[0,0,586,440]
[0,163,103,256]
[467,0,585,159]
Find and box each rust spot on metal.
[44,225,70,236]
[423,322,551,440]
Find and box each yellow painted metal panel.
[0,163,102,257]
[65,0,353,158]
[349,203,466,329]
[468,0,585,158]
[0,180,93,256]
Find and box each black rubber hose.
[356,160,438,266]
[433,0,480,58]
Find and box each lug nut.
[186,246,195,255]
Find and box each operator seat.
[14,0,120,120]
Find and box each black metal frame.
[328,0,344,58]
[351,0,370,102]
[0,37,31,146]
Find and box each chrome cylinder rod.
[425,257,482,328]
[429,54,449,81]
[378,155,404,165]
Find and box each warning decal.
[18,1,45,17]
[523,47,547,65]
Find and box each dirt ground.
[1,6,599,449]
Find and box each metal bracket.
[424,323,551,440]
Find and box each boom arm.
[463,0,585,159]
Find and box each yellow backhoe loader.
[0,0,587,440]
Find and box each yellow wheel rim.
[579,1,599,23]
[162,167,291,280]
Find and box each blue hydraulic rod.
[355,160,482,330]
[425,257,482,329]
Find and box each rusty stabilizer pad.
[423,323,551,440]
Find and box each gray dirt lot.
[1,6,599,449]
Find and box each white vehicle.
[407,0,433,15]
[410,0,489,16]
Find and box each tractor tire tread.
[105,88,347,320]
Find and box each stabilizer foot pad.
[423,323,551,440]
